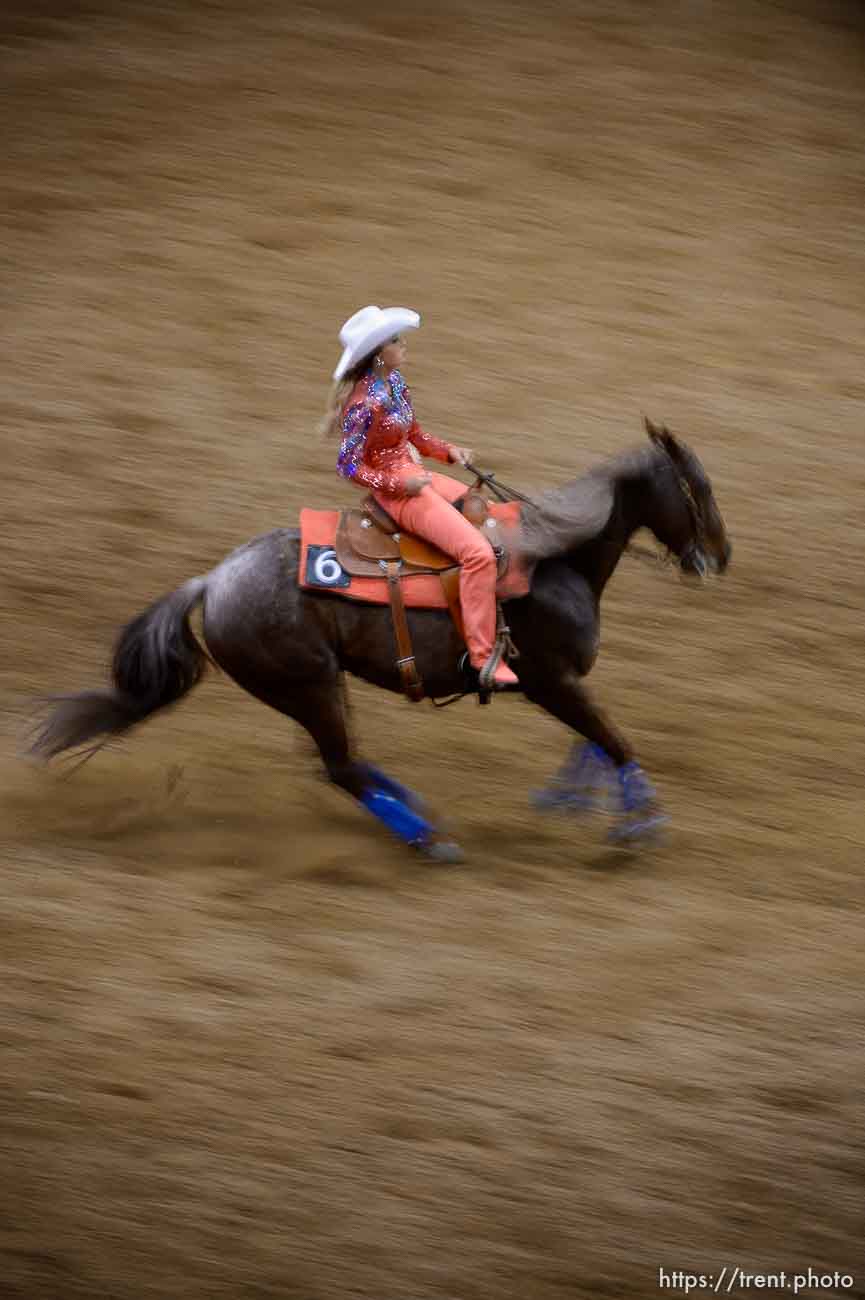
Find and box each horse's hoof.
[419,837,465,865]
[533,743,616,815]
[531,786,599,814]
[607,808,669,846]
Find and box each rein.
[463,462,536,506]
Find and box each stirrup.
[477,650,520,694]
[479,600,519,685]
[457,653,491,705]
[476,660,515,691]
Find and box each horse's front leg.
[522,668,667,843]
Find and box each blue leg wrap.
[617,760,657,813]
[608,760,668,843]
[574,743,614,782]
[360,788,434,847]
[532,741,616,812]
[364,765,419,808]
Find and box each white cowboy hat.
[333,304,420,381]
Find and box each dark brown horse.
[31,420,731,861]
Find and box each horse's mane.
[517,444,659,562]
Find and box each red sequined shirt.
[336,369,453,496]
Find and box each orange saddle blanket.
[298,502,530,608]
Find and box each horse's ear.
[644,415,664,445]
[660,424,681,456]
[645,416,681,459]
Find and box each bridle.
[622,442,709,574]
[663,449,710,575]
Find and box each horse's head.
[643,417,731,577]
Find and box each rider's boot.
[477,649,519,692]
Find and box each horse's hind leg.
[243,676,463,864]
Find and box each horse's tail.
[31,576,209,762]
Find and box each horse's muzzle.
[709,540,732,575]
[680,543,709,578]
[681,540,731,578]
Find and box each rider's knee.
[459,533,496,568]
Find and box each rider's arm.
[408,418,453,464]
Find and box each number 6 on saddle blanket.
[299,487,529,703]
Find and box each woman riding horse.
[31,418,731,860]
[321,305,519,691]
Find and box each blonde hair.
[319,354,377,439]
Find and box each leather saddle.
[334,489,507,579]
[332,486,512,706]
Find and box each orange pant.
[373,472,497,669]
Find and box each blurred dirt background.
[2,1,864,1297]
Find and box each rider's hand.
[405,473,432,496]
[448,445,473,467]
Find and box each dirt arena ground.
[2,1,864,1296]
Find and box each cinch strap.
[383,560,425,702]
